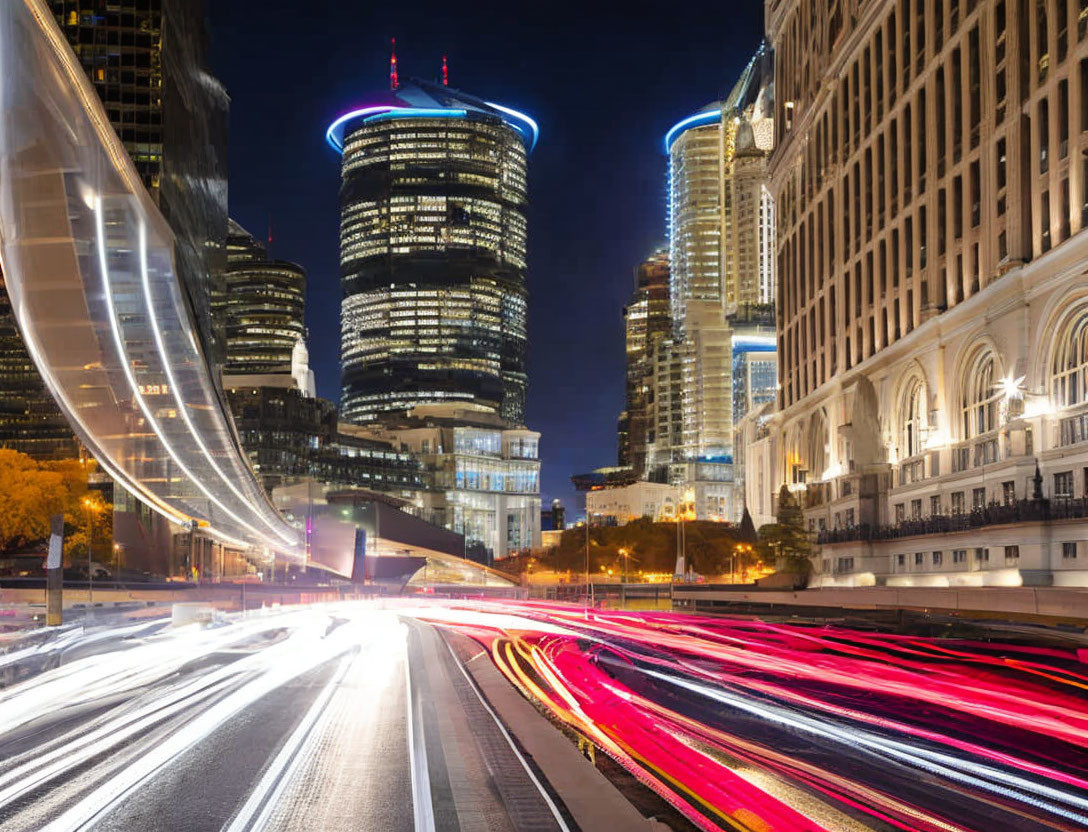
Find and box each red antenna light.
[442,54,448,86]
[267,211,274,247]
[390,37,399,90]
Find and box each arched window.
[1051,308,1088,407]
[901,376,926,458]
[961,350,999,438]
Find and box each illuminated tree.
[0,449,88,550]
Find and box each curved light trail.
[411,601,1088,832]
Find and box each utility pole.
[46,514,63,626]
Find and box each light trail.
[410,600,1088,832]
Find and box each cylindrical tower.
[326,80,537,425]
[665,103,726,337]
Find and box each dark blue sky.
[209,0,764,516]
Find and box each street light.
[82,497,99,604]
[619,547,630,583]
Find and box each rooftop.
[325,78,538,154]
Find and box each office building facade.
[222,220,307,376]
[618,247,671,475]
[762,0,1088,587]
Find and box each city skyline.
[209,0,765,514]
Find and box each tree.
[756,485,813,576]
[0,449,89,550]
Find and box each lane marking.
[406,631,436,832]
[225,651,354,832]
[442,636,571,832]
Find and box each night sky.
[209,0,764,517]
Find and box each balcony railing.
[817,498,1088,544]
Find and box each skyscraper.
[327,79,537,426]
[327,76,542,560]
[222,220,307,376]
[0,1,228,460]
[648,47,776,520]
[618,247,671,476]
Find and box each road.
[0,604,567,832]
[409,601,1088,832]
[4,600,1088,831]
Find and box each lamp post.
[619,548,629,584]
[82,497,98,604]
[584,514,591,613]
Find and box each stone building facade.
[762,0,1088,587]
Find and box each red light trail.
[410,601,1088,831]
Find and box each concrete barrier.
[671,585,1088,622]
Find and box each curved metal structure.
[0,0,302,555]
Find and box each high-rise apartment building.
[326,77,541,560]
[0,1,227,460]
[222,220,307,376]
[618,247,671,475]
[646,47,776,520]
[760,0,1088,588]
[328,79,535,426]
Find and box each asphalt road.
[0,605,567,832]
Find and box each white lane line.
[406,633,436,832]
[443,637,571,832]
[224,651,354,832]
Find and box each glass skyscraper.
[222,220,307,375]
[326,79,537,425]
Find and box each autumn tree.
[0,449,89,550]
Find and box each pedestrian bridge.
[0,0,302,557]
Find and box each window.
[953,549,967,563]
[930,495,942,515]
[1055,470,1075,498]
[1005,545,1020,561]
[895,503,906,523]
[911,499,923,519]
[962,349,999,437]
[1063,541,1078,559]
[914,552,924,565]
[845,508,855,526]
[952,491,965,513]
[1051,305,1088,407]
[897,553,907,567]
[1002,480,1016,503]
[901,376,927,458]
[973,487,987,509]
[932,551,943,566]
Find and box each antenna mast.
[442,54,448,86]
[390,38,399,90]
